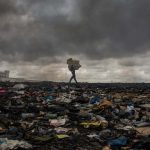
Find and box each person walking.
[67,58,81,90]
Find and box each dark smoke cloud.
[0,0,150,63]
[0,0,16,16]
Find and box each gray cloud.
[0,0,150,63]
[0,0,16,16]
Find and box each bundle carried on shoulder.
[67,58,81,70]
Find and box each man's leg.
[69,76,74,84]
[68,76,74,91]
[73,75,78,84]
[73,71,78,84]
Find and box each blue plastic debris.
[107,95,112,100]
[108,136,127,147]
[45,95,53,102]
[90,96,101,104]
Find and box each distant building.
[0,70,10,78]
[0,70,25,82]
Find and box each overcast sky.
[0,0,150,82]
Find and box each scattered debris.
[0,82,150,149]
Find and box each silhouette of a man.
[67,58,81,88]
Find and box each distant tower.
[5,70,10,78]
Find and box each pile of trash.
[0,82,150,150]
